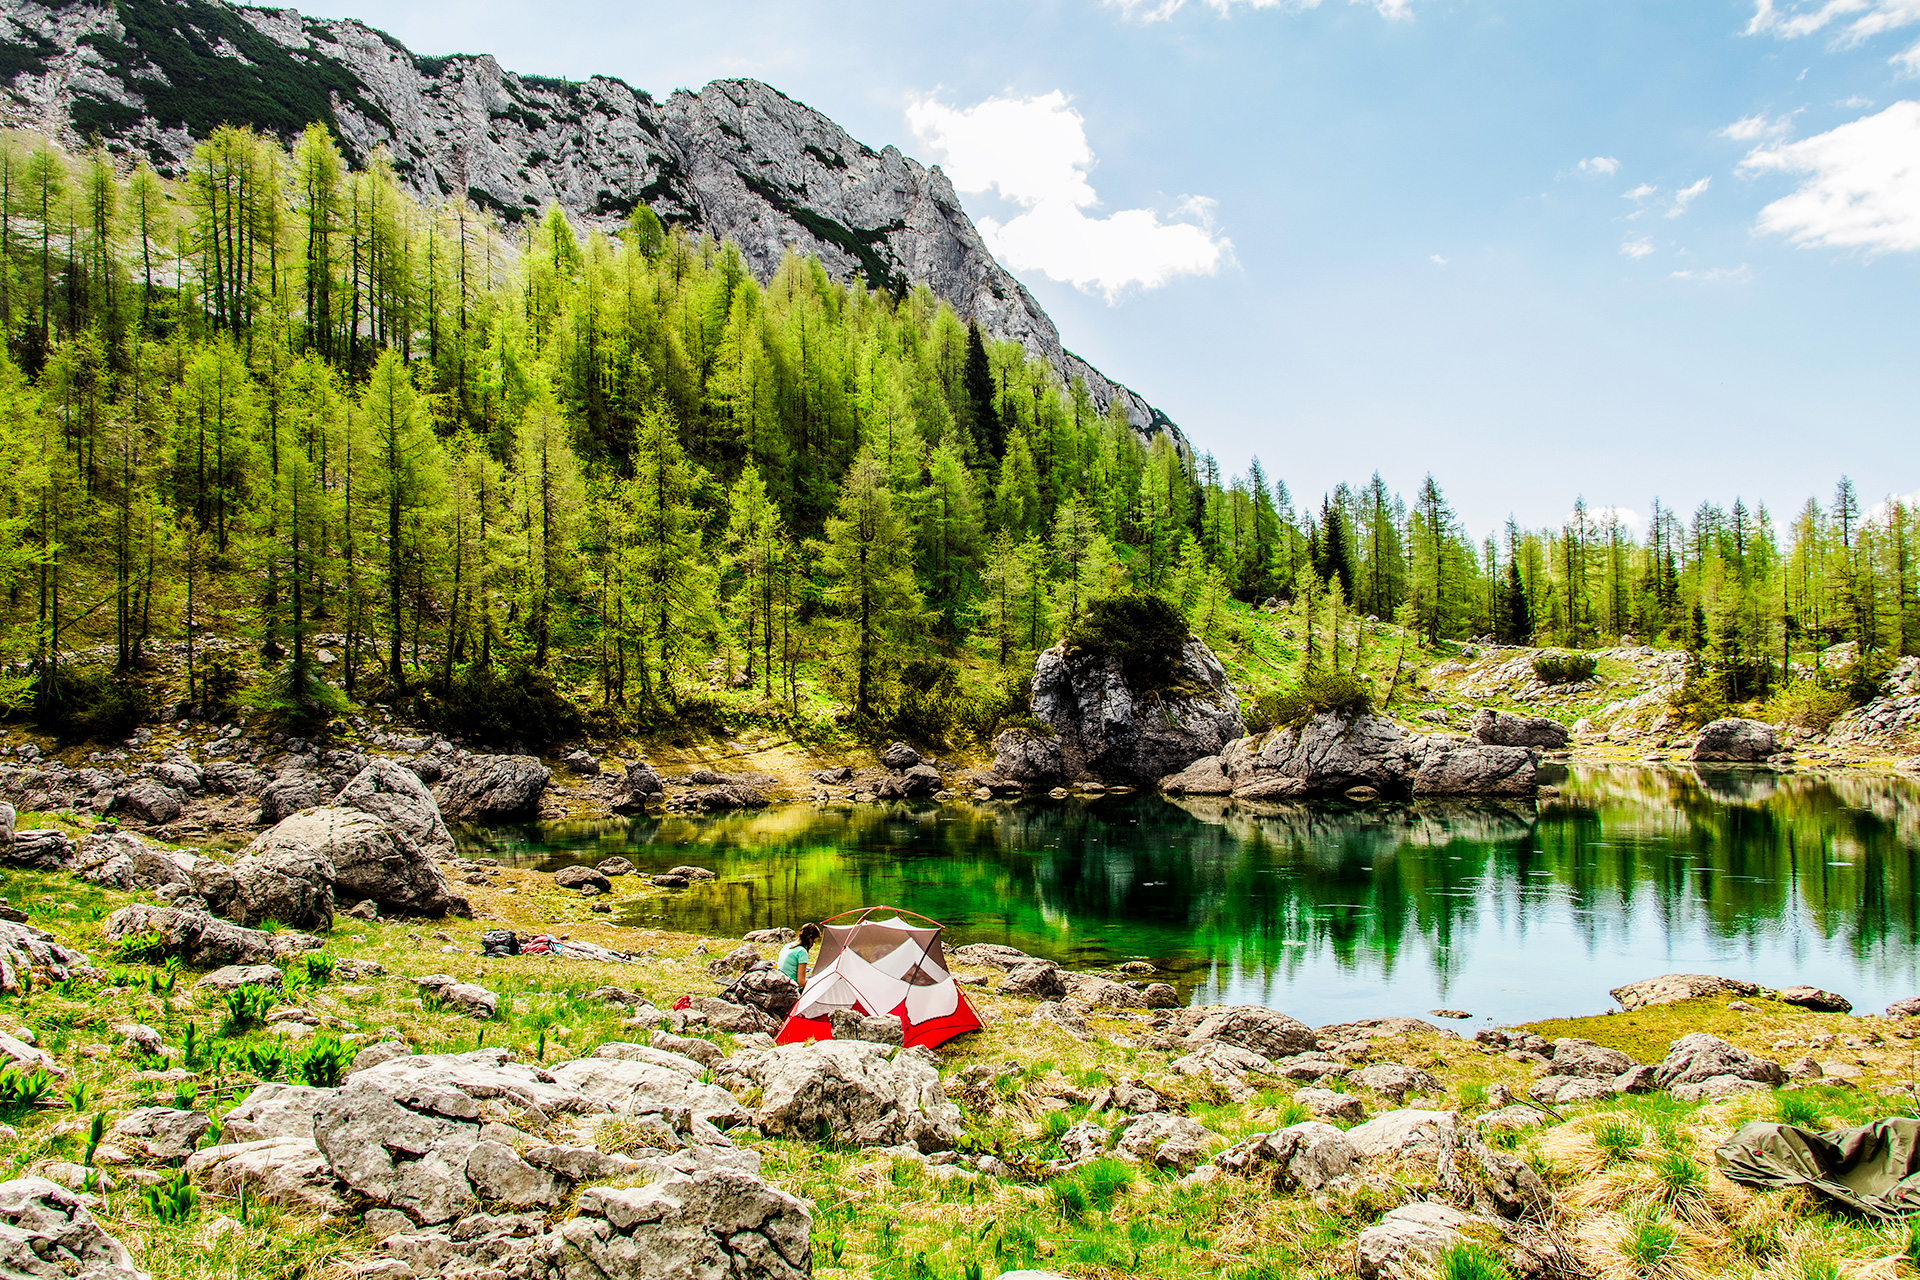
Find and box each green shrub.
[293,1033,353,1088]
[0,1067,52,1112]
[1250,668,1374,733]
[1670,657,1729,728]
[1764,679,1849,733]
[200,652,244,722]
[1623,1211,1680,1270]
[236,1041,288,1081]
[33,665,153,742]
[1532,651,1598,685]
[1831,653,1891,707]
[1439,1241,1513,1280]
[1774,1091,1824,1129]
[221,983,279,1036]
[1592,1116,1644,1165]
[414,662,582,750]
[111,930,170,964]
[1064,594,1198,700]
[139,1169,197,1224]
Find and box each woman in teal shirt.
[777,923,821,985]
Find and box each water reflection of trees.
[459,769,1920,995]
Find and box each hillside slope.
[0,0,1184,445]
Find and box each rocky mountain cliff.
[0,0,1183,445]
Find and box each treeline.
[0,123,1911,744]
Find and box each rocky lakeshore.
[4,786,1920,1280]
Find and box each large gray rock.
[987,729,1065,785]
[737,1040,962,1152]
[1467,709,1570,749]
[1692,718,1778,762]
[228,843,334,930]
[0,918,88,995]
[1183,1006,1319,1060]
[1221,714,1538,799]
[102,904,316,967]
[0,1176,147,1280]
[1214,1121,1357,1189]
[1158,755,1233,795]
[529,1171,810,1280]
[115,781,184,825]
[1354,1202,1573,1280]
[1549,1038,1639,1081]
[545,1057,750,1129]
[1024,633,1244,785]
[1112,1113,1215,1169]
[184,1137,345,1215]
[256,771,333,825]
[1610,973,1759,1011]
[109,1107,211,1161]
[335,759,455,857]
[1654,1033,1786,1090]
[435,755,550,821]
[245,807,466,919]
[0,801,13,845]
[219,1083,336,1143]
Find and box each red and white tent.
[775,906,982,1049]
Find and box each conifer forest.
[1,123,1914,748]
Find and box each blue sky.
[303,0,1920,537]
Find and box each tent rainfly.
[775,906,982,1049]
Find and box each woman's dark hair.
[797,923,822,949]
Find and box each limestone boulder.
[335,759,455,858]
[527,1172,810,1280]
[184,1137,345,1214]
[102,904,315,967]
[1778,985,1851,1012]
[1654,1033,1786,1090]
[1692,718,1778,763]
[109,1107,210,1161]
[256,772,333,825]
[740,1040,961,1152]
[1221,714,1539,799]
[1610,973,1759,1011]
[0,919,86,995]
[999,961,1067,1001]
[986,729,1064,786]
[0,1176,147,1280]
[1467,709,1570,749]
[435,755,550,821]
[546,1056,749,1129]
[1354,1202,1574,1280]
[1111,1113,1215,1169]
[1026,629,1244,786]
[1550,1038,1639,1080]
[1183,1006,1319,1060]
[1412,741,1538,797]
[246,807,467,919]
[227,843,334,930]
[1214,1121,1357,1189]
[1158,755,1232,795]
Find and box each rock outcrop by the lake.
[1009,625,1243,787]
[1609,973,1759,1011]
[1691,718,1780,763]
[1468,709,1570,750]
[244,807,468,919]
[1176,714,1540,801]
[434,755,552,821]
[335,759,456,857]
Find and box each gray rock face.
[1354,1202,1572,1280]
[1549,1038,1639,1081]
[102,904,316,967]
[827,1009,903,1045]
[435,755,550,821]
[730,969,802,1020]
[1214,1121,1357,1189]
[116,780,184,824]
[987,729,1065,785]
[1112,1113,1215,1169]
[528,1172,811,1280]
[1777,984,1851,1012]
[0,2,1181,447]
[1349,1062,1441,1103]
[0,1176,147,1280]
[0,919,85,994]
[109,1107,210,1161]
[1218,714,1539,800]
[1025,636,1244,786]
[416,974,499,1019]
[194,964,284,993]
[1654,1033,1786,1090]
[736,1040,962,1152]
[1610,973,1758,1011]
[1158,755,1233,795]
[999,961,1068,1001]
[1692,717,1779,762]
[228,843,334,930]
[246,807,466,919]
[545,1056,749,1129]
[256,772,333,825]
[1467,709,1570,749]
[0,801,13,845]
[1183,1006,1320,1061]
[335,759,455,857]
[880,743,921,771]
[184,1137,344,1215]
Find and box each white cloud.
[1669,264,1755,282]
[1429,253,1449,265]
[1106,0,1416,22]
[1739,100,1920,251]
[1621,237,1656,258]
[1869,487,1920,519]
[1623,183,1657,201]
[1667,177,1711,217]
[1568,505,1646,532]
[1721,112,1795,142]
[1747,1,1920,71]
[908,92,1231,302]
[1577,156,1621,177]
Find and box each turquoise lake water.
[457,765,1920,1026]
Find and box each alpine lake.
[457,765,1920,1028]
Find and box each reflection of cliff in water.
[456,768,1920,1017]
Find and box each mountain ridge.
[0,0,1185,449]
